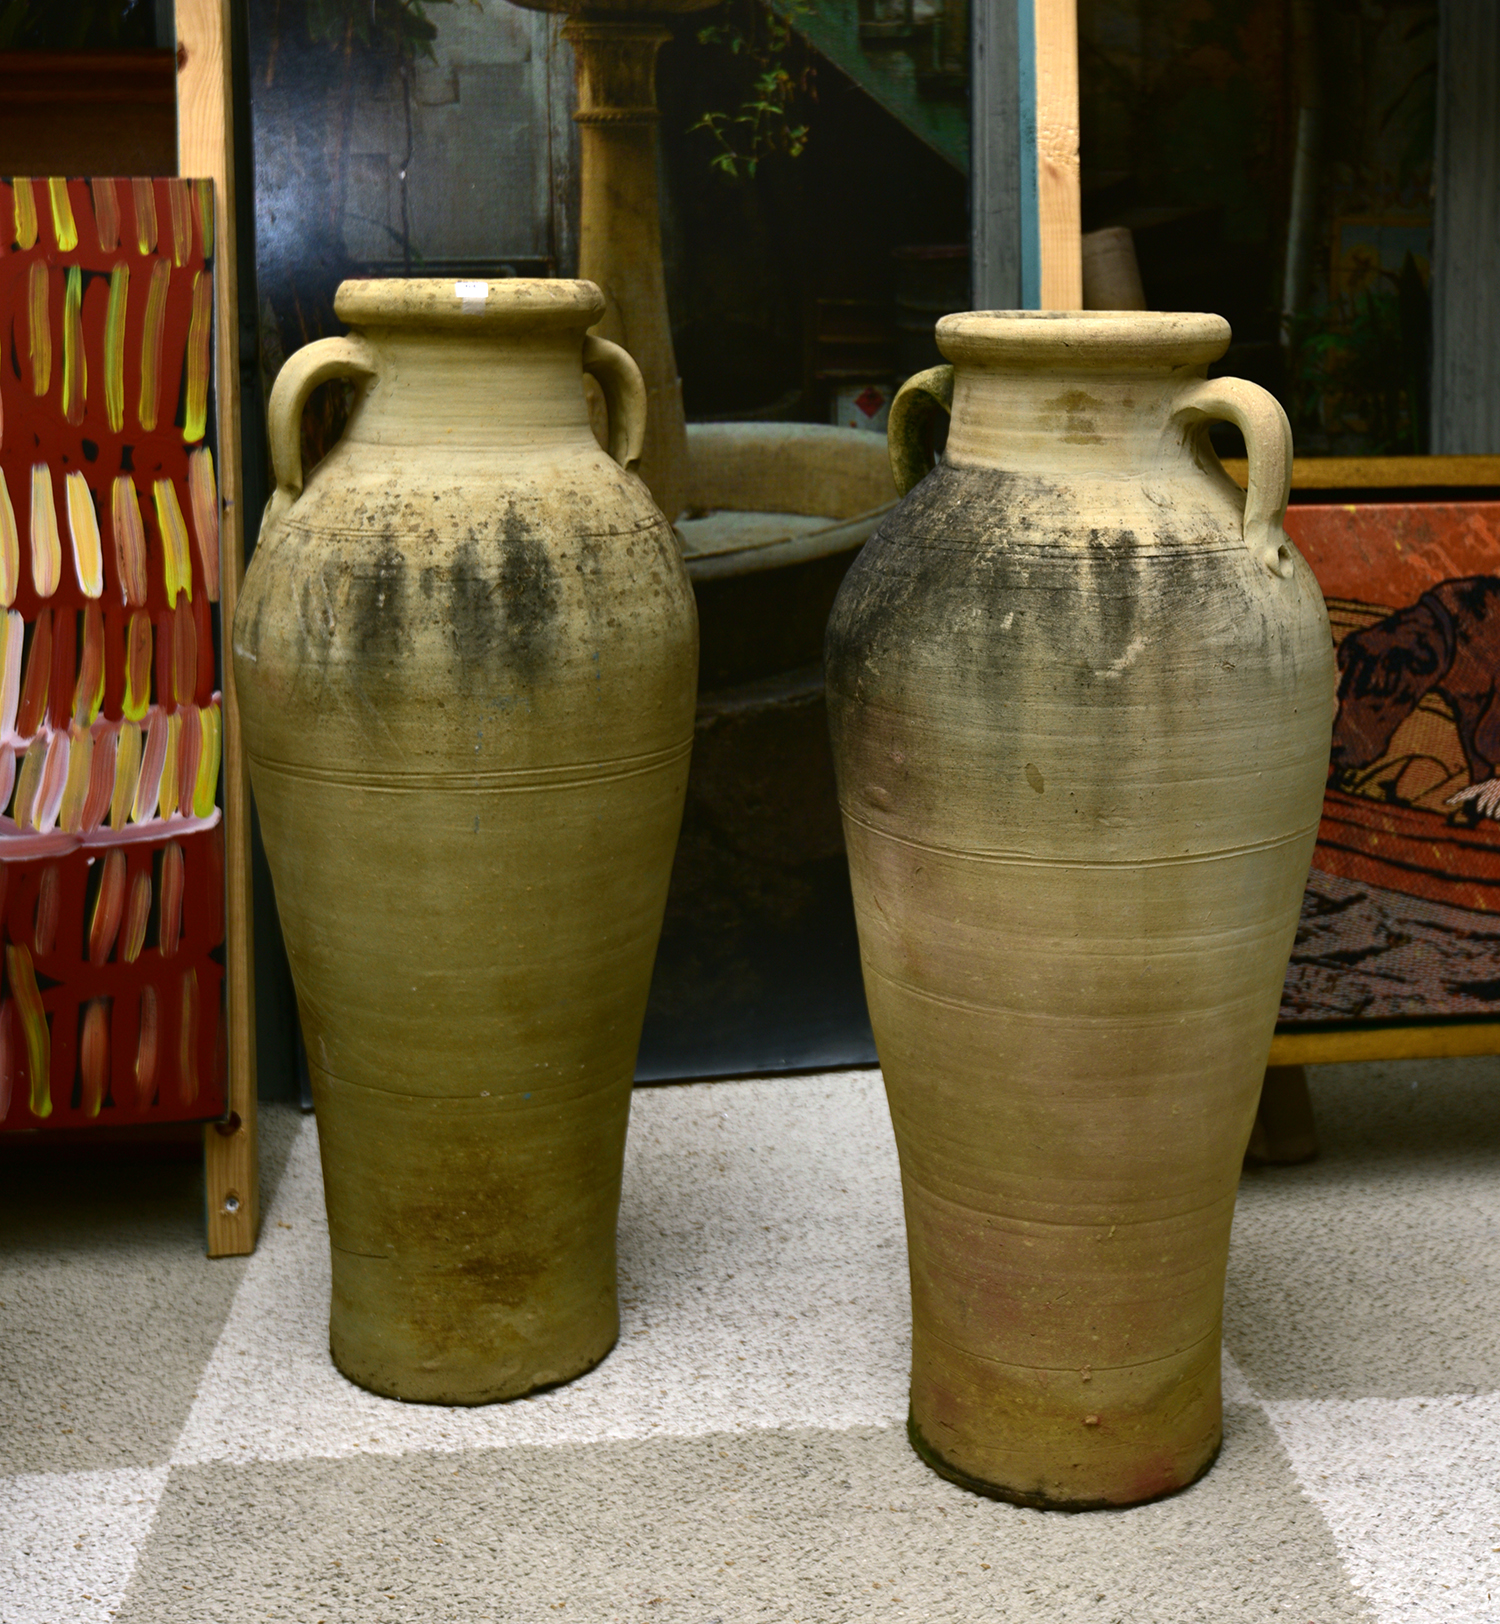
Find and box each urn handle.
[1173,377,1295,579]
[266,336,379,526]
[887,364,955,496]
[582,336,648,473]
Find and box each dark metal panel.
[970,0,1022,309]
[1431,0,1500,454]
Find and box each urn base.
[907,1411,1221,1511]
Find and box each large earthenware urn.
[825,311,1334,1507]
[234,278,697,1403]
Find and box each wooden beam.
[1269,1023,1500,1068]
[1221,454,1500,490]
[176,0,259,1258]
[1032,0,1080,311]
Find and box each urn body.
[233,279,697,1403]
[825,311,1333,1506]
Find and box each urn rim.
[937,309,1232,370]
[333,277,607,334]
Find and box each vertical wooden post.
[175,0,259,1256]
[1032,0,1081,311]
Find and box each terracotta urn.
[233,278,697,1403]
[825,311,1334,1507]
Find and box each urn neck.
[945,365,1209,479]
[936,309,1234,480]
[342,327,599,456]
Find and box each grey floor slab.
[1225,1056,1500,1402]
[119,1408,1370,1624]
[0,1105,303,1474]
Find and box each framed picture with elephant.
[1267,474,1500,1066]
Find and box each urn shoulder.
[232,279,699,773]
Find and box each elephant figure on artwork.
[1328,575,1500,823]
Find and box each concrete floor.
[3,1058,1499,1622]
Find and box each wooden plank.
[1270,1023,1500,1067]
[1032,0,1081,311]
[176,0,258,1258]
[1221,454,1500,490]
[970,0,1022,309]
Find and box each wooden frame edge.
[177,0,259,1257]
[1269,1023,1500,1067]
[1223,453,1500,490]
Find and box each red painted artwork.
[0,177,224,1131]
[1279,501,1500,1026]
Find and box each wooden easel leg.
[1245,1064,1318,1165]
[204,1080,257,1253]
[177,0,259,1255]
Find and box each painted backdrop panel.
[0,177,225,1131]
[1279,501,1500,1027]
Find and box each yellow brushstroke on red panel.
[104,261,129,433]
[27,262,50,397]
[111,719,141,828]
[133,708,166,823]
[73,603,105,724]
[0,468,18,607]
[47,178,77,251]
[138,258,169,431]
[166,178,192,266]
[131,177,157,255]
[80,999,109,1117]
[153,479,192,606]
[65,471,103,598]
[173,598,196,706]
[33,864,60,955]
[135,983,158,1106]
[157,709,182,818]
[17,608,51,737]
[194,700,221,817]
[183,270,212,445]
[11,177,37,249]
[34,729,70,831]
[111,475,149,607]
[61,266,85,423]
[0,743,15,813]
[123,611,151,720]
[177,706,201,815]
[89,848,127,965]
[177,969,199,1104]
[29,465,61,599]
[159,841,184,958]
[0,1000,15,1125]
[122,871,151,965]
[58,724,92,831]
[187,449,220,601]
[82,720,115,830]
[7,944,50,1119]
[91,177,120,251]
[194,178,213,258]
[12,740,42,826]
[0,611,20,736]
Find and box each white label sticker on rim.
[454,280,489,302]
